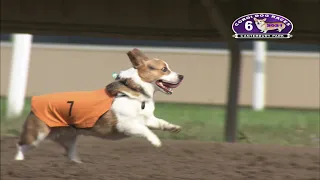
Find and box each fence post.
[6,34,33,119]
[252,41,267,111]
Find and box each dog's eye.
[161,67,168,72]
[148,65,156,70]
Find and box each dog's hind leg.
[50,127,82,163]
[65,136,82,163]
[56,136,81,163]
[15,112,50,161]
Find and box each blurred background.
[1,34,319,146]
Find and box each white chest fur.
[111,97,155,123]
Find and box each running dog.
[14,48,184,163]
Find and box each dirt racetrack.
[1,136,319,180]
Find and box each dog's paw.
[150,137,162,147]
[14,150,25,161]
[152,141,162,148]
[71,157,83,164]
[166,125,182,133]
[68,153,83,163]
[14,154,24,161]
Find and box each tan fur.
[85,110,125,139]
[106,79,143,97]
[127,49,170,83]
[127,48,148,68]
[138,59,170,83]
[18,112,50,146]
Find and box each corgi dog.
[14,48,184,163]
[253,18,286,33]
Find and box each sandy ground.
[1,136,319,180]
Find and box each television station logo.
[232,13,293,39]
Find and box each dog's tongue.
[162,82,180,88]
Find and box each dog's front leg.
[117,121,162,147]
[146,115,181,133]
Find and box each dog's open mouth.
[155,80,182,94]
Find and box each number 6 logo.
[245,21,253,31]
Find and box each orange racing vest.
[31,88,115,128]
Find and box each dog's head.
[125,48,184,95]
[254,18,267,26]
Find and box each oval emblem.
[231,12,293,39]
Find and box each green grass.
[1,97,319,146]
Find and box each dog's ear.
[254,18,257,21]
[127,48,149,68]
[262,18,266,21]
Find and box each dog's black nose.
[178,74,184,80]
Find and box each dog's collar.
[118,78,150,98]
[117,93,146,110]
[112,72,151,98]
